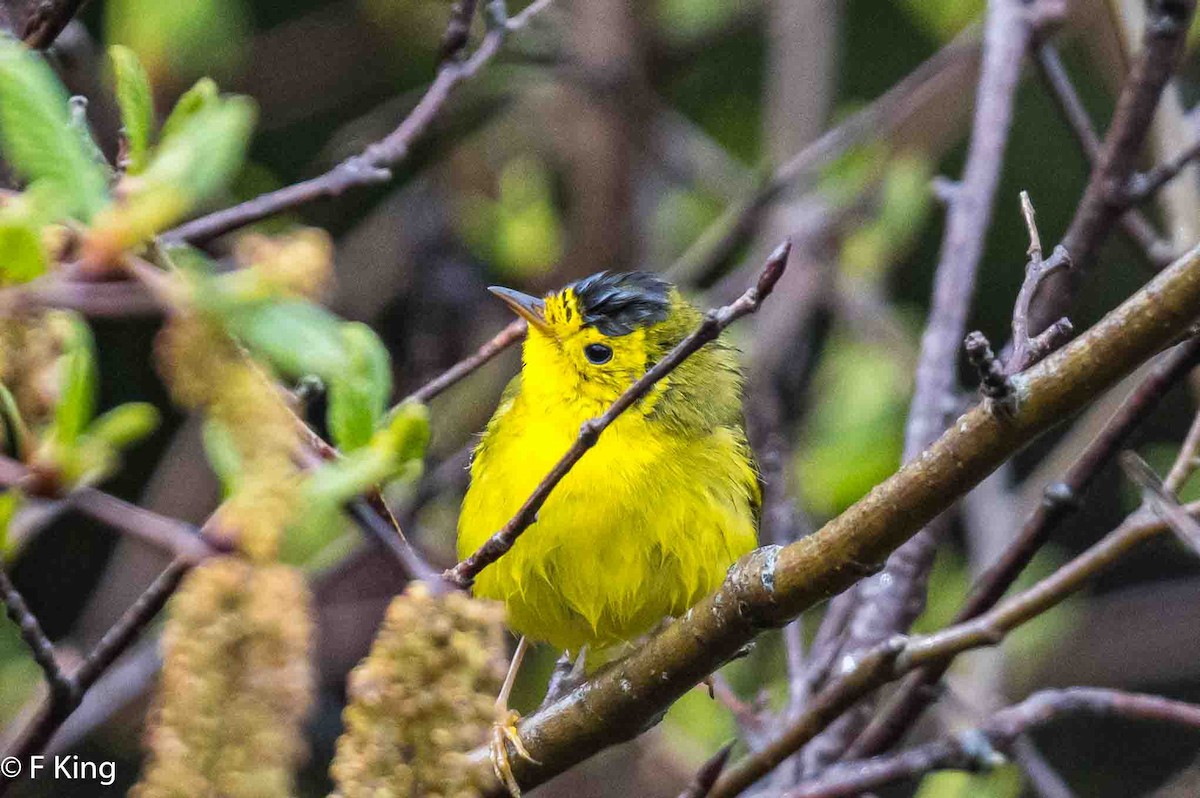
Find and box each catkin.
[133,557,314,798]
[330,582,507,798]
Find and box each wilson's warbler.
[458,271,760,793]
[458,270,760,661]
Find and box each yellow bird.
[458,272,759,785]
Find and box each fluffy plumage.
[457,272,760,659]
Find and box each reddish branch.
[444,240,792,587]
[780,689,1200,798]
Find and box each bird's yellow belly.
[457,406,758,656]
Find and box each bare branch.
[802,0,1051,767]
[845,334,1200,758]
[444,240,793,588]
[399,319,526,408]
[779,689,1200,798]
[162,0,555,245]
[1033,42,1176,269]
[677,741,736,798]
[462,241,1200,796]
[0,558,189,792]
[1029,0,1199,333]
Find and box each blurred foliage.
[798,330,909,515]
[458,155,565,279]
[104,0,250,85]
[895,0,985,41]
[915,766,1024,798]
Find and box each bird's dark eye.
[584,343,613,364]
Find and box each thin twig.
[17,0,87,48]
[1012,735,1078,798]
[1032,42,1175,269]
[1121,450,1200,554]
[444,240,792,587]
[845,334,1200,759]
[0,568,73,705]
[802,0,1046,768]
[1008,192,1072,373]
[163,0,554,245]
[0,558,189,789]
[779,689,1200,798]
[1028,0,1199,333]
[399,319,526,407]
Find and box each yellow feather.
[457,276,759,661]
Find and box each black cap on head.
[570,272,671,336]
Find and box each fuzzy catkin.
[330,582,507,798]
[132,558,314,798]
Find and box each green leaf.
[159,77,218,144]
[0,383,27,459]
[373,401,430,466]
[136,95,256,212]
[51,317,97,447]
[200,418,242,496]
[0,221,46,285]
[109,45,154,173]
[221,299,348,381]
[327,323,392,452]
[0,491,20,555]
[86,402,159,448]
[0,39,110,221]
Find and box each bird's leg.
[491,636,539,797]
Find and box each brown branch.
[707,489,1200,798]
[801,0,1047,768]
[1122,450,1200,554]
[779,689,1200,798]
[0,456,212,561]
[1127,135,1200,206]
[162,0,554,245]
[0,567,74,706]
[0,558,189,793]
[1028,0,1198,336]
[13,0,87,49]
[677,741,735,798]
[1007,192,1073,373]
[462,239,1200,796]
[843,333,1200,759]
[444,240,793,588]
[1031,41,1174,269]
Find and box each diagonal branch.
[1027,0,1199,338]
[779,689,1200,798]
[801,0,1050,769]
[444,240,793,587]
[461,239,1200,796]
[162,0,554,245]
[843,333,1200,759]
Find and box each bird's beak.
[488,286,549,332]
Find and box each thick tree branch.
[445,240,793,587]
[707,487,1200,797]
[843,332,1200,758]
[779,689,1200,798]
[163,0,553,245]
[463,241,1200,796]
[802,0,1046,767]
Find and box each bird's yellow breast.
[457,384,759,657]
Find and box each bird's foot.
[491,708,539,797]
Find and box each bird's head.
[489,271,702,410]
